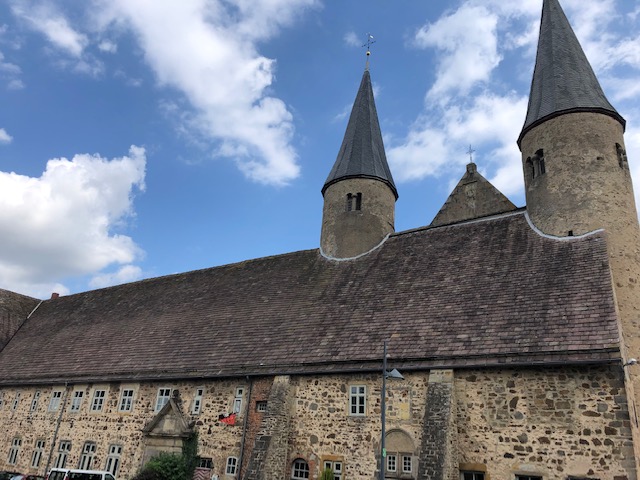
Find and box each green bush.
[133,452,188,480]
[319,467,334,480]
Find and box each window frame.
[232,387,244,414]
[119,388,135,412]
[7,437,21,465]
[11,391,20,411]
[291,458,310,479]
[48,390,63,412]
[70,390,84,412]
[155,387,172,412]
[91,389,107,412]
[225,456,238,475]
[192,387,204,415]
[105,444,122,476]
[349,385,366,416]
[78,441,97,470]
[54,440,72,469]
[322,460,343,480]
[30,390,41,412]
[256,400,267,412]
[461,472,485,480]
[31,439,46,468]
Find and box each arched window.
[384,430,416,479]
[291,458,310,479]
[535,149,545,175]
[346,193,362,211]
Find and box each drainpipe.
[44,383,71,475]
[238,376,253,479]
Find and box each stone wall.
[0,365,634,480]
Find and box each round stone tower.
[320,69,397,258]
[520,0,640,465]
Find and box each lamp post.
[380,340,404,480]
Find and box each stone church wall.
[0,365,634,480]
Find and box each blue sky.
[1,0,640,298]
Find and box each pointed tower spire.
[322,70,398,199]
[320,69,397,259]
[518,0,625,145]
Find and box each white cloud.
[0,128,12,144]
[414,4,502,102]
[0,146,146,298]
[93,0,318,186]
[98,40,117,53]
[0,50,22,89]
[344,31,360,47]
[89,264,143,289]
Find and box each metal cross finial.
[467,145,476,163]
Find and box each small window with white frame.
[105,444,122,476]
[119,388,135,412]
[226,456,238,475]
[31,439,46,468]
[70,390,84,412]
[78,441,96,469]
[322,460,343,480]
[192,387,204,415]
[461,472,485,480]
[386,454,397,473]
[91,389,106,411]
[291,459,309,479]
[402,455,412,474]
[232,387,244,414]
[11,391,20,411]
[30,390,41,412]
[7,437,21,465]
[256,400,267,412]
[155,387,172,412]
[349,385,366,416]
[54,440,71,468]
[48,390,63,412]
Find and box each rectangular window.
[7,437,21,465]
[386,454,397,473]
[462,472,485,480]
[48,390,63,412]
[105,444,122,476]
[349,385,366,416]
[192,387,204,415]
[516,476,542,480]
[55,440,72,468]
[119,389,135,412]
[31,439,46,468]
[79,441,96,469]
[155,388,172,412]
[12,392,20,411]
[232,387,244,414]
[402,455,412,473]
[199,457,213,469]
[226,456,238,475]
[91,390,106,411]
[323,460,343,480]
[70,391,84,412]
[30,391,41,412]
[256,400,267,412]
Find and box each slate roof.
[518,0,625,145]
[322,70,397,198]
[0,211,621,385]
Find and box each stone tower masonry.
[519,0,640,467]
[320,69,398,259]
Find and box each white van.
[46,469,115,480]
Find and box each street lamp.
[380,340,404,480]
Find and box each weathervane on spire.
[362,33,375,70]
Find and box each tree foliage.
[132,432,200,480]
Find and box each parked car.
[11,475,45,480]
[0,472,21,480]
[46,470,115,480]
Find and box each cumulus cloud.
[89,264,143,289]
[89,0,317,186]
[0,50,23,89]
[0,128,12,144]
[344,31,360,47]
[0,146,146,298]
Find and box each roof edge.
[321,174,399,199]
[518,107,626,147]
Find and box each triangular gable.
[431,163,516,227]
[142,396,192,438]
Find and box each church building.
[0,0,639,479]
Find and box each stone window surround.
[11,391,20,411]
[79,441,97,469]
[55,440,72,469]
[105,444,122,476]
[30,390,41,412]
[322,458,343,479]
[48,390,63,412]
[7,437,21,465]
[232,387,244,414]
[226,456,238,475]
[118,387,136,413]
[155,387,172,412]
[70,390,84,412]
[31,438,45,468]
[460,471,485,480]
[192,387,204,415]
[91,389,107,412]
[256,400,267,412]
[291,458,310,479]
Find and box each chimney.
[50,293,59,300]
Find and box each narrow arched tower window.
[535,149,545,175]
[346,193,362,211]
[616,143,628,169]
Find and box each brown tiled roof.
[0,212,620,385]
[0,289,40,352]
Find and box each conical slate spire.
[322,70,398,199]
[518,0,625,145]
